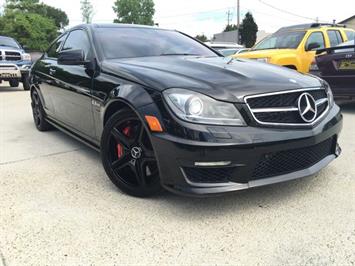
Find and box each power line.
[257,0,317,22]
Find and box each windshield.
[253,31,306,50]
[0,36,20,49]
[95,27,218,59]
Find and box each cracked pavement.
[0,85,354,265]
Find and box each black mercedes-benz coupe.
[29,24,342,197]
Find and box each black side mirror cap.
[306,42,321,51]
[58,49,89,65]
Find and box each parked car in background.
[0,35,32,90]
[233,23,354,73]
[310,40,355,102]
[218,48,249,57]
[30,24,342,197]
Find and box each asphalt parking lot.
[0,84,354,265]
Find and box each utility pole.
[237,0,240,44]
[226,9,232,27]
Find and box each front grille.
[245,88,329,126]
[4,51,21,61]
[183,167,235,184]
[252,137,334,180]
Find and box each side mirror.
[306,42,321,51]
[58,49,88,65]
[22,45,29,52]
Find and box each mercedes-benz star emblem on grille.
[131,147,142,159]
[298,93,317,123]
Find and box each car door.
[299,31,325,73]
[34,34,68,117]
[51,29,96,139]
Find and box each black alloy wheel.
[101,109,161,197]
[31,90,52,131]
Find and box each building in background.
[213,30,271,45]
[340,15,355,30]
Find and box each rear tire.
[31,90,52,131]
[101,109,162,197]
[9,80,19,88]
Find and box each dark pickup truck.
[0,35,32,90]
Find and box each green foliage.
[113,0,155,25]
[240,12,258,48]
[0,12,58,51]
[0,0,69,51]
[224,24,238,32]
[195,34,208,42]
[81,0,94,24]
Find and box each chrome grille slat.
[245,88,330,127]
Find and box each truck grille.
[252,137,334,180]
[4,51,21,61]
[245,88,329,126]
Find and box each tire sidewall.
[100,109,161,197]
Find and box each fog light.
[194,161,231,167]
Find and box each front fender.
[270,54,300,70]
[97,84,164,139]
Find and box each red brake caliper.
[116,126,132,159]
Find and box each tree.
[81,0,94,24]
[4,0,69,28]
[113,0,155,25]
[224,24,238,32]
[0,0,69,50]
[0,12,57,50]
[239,12,258,48]
[195,34,208,42]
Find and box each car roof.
[277,23,347,33]
[69,23,171,32]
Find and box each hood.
[236,49,296,59]
[102,56,321,103]
[0,45,23,53]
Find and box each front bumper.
[0,62,31,80]
[150,105,343,196]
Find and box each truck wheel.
[9,80,19,88]
[22,74,30,91]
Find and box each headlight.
[256,58,269,63]
[163,88,246,126]
[22,53,31,61]
[323,81,334,108]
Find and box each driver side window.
[62,30,93,60]
[46,34,67,59]
[306,32,325,50]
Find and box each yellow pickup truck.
[233,23,355,73]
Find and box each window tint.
[62,30,92,59]
[327,30,343,47]
[345,31,355,41]
[47,34,67,59]
[306,32,325,50]
[95,28,217,59]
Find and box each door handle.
[49,68,56,75]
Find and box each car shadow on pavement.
[339,102,355,114]
[0,85,24,92]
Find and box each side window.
[306,32,325,50]
[327,30,343,47]
[62,30,92,60]
[46,34,67,59]
[345,31,355,41]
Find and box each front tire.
[101,109,161,197]
[22,74,30,91]
[9,80,19,88]
[31,90,52,131]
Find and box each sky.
[1,0,354,37]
